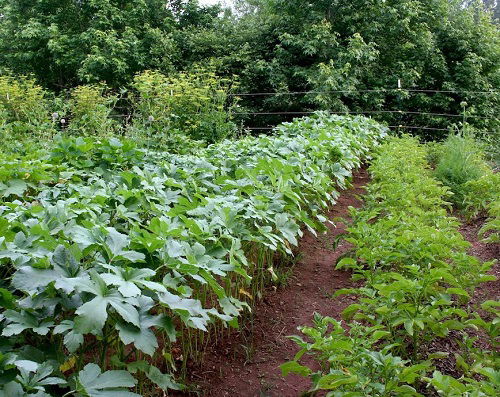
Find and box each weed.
[434,134,490,207]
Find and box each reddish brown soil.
[458,215,500,303]
[178,169,369,396]
[175,172,499,397]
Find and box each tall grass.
[434,134,490,207]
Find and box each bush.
[67,84,117,136]
[0,74,51,136]
[131,67,238,144]
[434,134,490,207]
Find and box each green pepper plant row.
[0,113,387,396]
[282,136,499,396]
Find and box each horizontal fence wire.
[109,88,500,102]
[105,87,498,134]
[388,125,450,131]
[227,88,500,96]
[109,110,497,120]
[232,110,496,120]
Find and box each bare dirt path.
[458,215,500,309]
[181,169,369,396]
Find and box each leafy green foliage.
[67,85,117,137]
[281,313,428,396]
[425,368,500,397]
[205,0,500,138]
[479,201,500,244]
[1,1,499,139]
[131,66,238,145]
[0,74,52,139]
[0,0,208,88]
[283,136,498,395]
[463,173,500,216]
[0,113,387,395]
[434,134,491,207]
[74,363,139,397]
[432,134,500,245]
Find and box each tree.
[204,0,500,138]
[0,0,222,88]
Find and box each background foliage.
[0,0,498,142]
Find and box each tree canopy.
[0,0,498,138]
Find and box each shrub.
[131,67,238,145]
[67,84,117,136]
[434,134,490,207]
[0,74,51,135]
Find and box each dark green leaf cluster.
[1,1,499,139]
[213,0,500,138]
[0,0,222,88]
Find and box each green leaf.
[76,363,139,397]
[165,239,184,258]
[336,257,357,269]
[14,360,39,372]
[144,365,183,391]
[115,297,163,356]
[428,352,449,360]
[371,330,390,342]
[2,310,53,336]
[158,291,210,331]
[54,320,84,353]
[404,320,414,336]
[105,228,145,262]
[280,361,312,377]
[1,179,27,198]
[275,213,299,246]
[445,288,469,298]
[13,250,89,294]
[68,225,100,250]
[0,288,15,309]
[16,362,66,391]
[74,274,140,333]
[0,381,24,397]
[100,265,163,297]
[315,373,358,390]
[341,304,362,320]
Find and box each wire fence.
[109,109,497,122]
[246,126,499,135]
[106,88,499,135]
[231,110,496,119]
[227,88,500,96]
